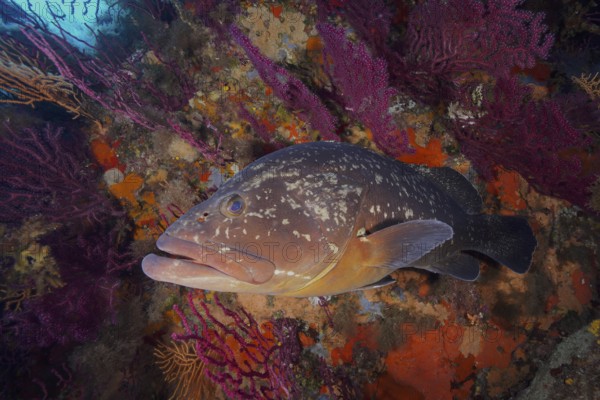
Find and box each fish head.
[142,159,366,295]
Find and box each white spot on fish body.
[284,181,302,191]
[375,174,383,184]
[307,202,330,221]
[285,196,301,210]
[282,219,289,225]
[246,212,264,218]
[218,246,232,254]
[291,230,310,241]
[324,173,338,185]
[339,201,348,214]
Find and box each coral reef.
[0,1,599,399]
[172,292,300,399]
[0,124,117,223]
[230,25,339,142]
[5,222,134,348]
[317,23,410,155]
[452,77,600,213]
[154,340,216,399]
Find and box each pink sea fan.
[230,25,339,141]
[405,0,553,75]
[453,77,599,212]
[0,124,118,223]
[317,23,411,156]
[395,0,553,101]
[172,292,300,399]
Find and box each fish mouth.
[142,234,275,284]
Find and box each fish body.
[142,142,536,297]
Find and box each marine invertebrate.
[0,286,36,313]
[0,124,117,223]
[0,35,95,121]
[19,25,156,129]
[317,0,393,57]
[6,221,135,348]
[13,14,221,160]
[391,0,553,101]
[407,0,552,73]
[154,340,215,399]
[172,292,300,399]
[175,0,240,40]
[397,128,448,167]
[317,23,410,156]
[572,72,600,103]
[453,77,599,212]
[230,25,339,142]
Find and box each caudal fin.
[465,215,537,274]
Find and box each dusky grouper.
[142,141,537,296]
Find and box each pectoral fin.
[359,220,453,271]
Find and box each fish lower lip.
[142,254,230,281]
[154,234,275,284]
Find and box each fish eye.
[221,194,245,217]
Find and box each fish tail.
[465,215,537,274]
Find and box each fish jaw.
[142,233,276,288]
[142,254,240,290]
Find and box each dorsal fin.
[412,166,482,214]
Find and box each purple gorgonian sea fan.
[172,292,302,399]
[404,0,553,75]
[392,0,554,101]
[15,21,219,162]
[172,292,361,399]
[0,124,119,224]
[7,222,135,348]
[230,25,339,142]
[453,77,599,213]
[317,23,411,156]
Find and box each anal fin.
[419,253,480,281]
[356,276,395,291]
